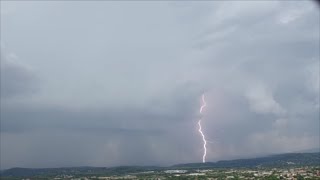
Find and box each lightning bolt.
[198,94,207,163]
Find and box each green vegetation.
[1,153,319,180]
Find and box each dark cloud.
[0,49,39,99]
[0,100,202,168]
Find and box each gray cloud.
[0,1,319,169]
[0,48,39,99]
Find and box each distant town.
[1,153,319,180]
[21,166,320,180]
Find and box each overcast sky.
[0,1,319,169]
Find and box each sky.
[0,1,319,169]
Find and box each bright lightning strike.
[198,94,207,163]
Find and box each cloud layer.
[1,1,319,169]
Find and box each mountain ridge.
[1,152,319,177]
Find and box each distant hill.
[1,152,319,177]
[172,152,320,169]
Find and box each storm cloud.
[0,1,319,169]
